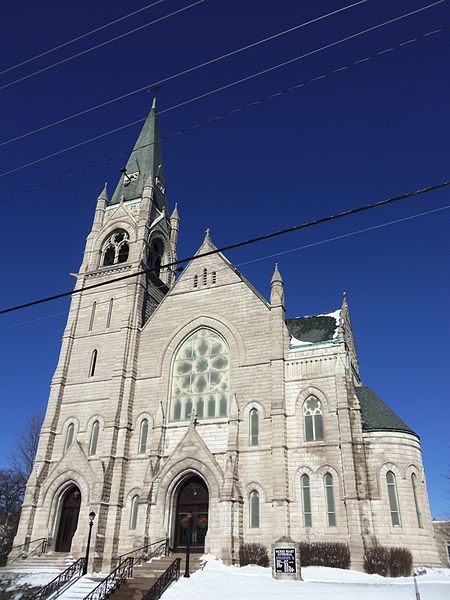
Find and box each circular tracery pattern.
[171,329,229,421]
[102,229,130,266]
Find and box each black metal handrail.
[30,557,86,600]
[114,537,168,568]
[83,556,134,600]
[8,538,48,564]
[141,557,181,600]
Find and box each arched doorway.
[55,486,81,552]
[174,475,209,551]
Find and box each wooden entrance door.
[55,486,81,552]
[175,476,208,551]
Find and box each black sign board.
[274,548,296,574]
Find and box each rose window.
[170,329,229,421]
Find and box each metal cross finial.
[189,409,198,426]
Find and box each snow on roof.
[287,309,341,348]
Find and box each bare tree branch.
[10,410,43,482]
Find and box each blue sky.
[0,0,449,518]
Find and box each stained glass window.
[170,329,229,421]
[304,396,323,441]
[302,474,312,527]
[411,473,423,528]
[129,495,139,530]
[386,471,401,527]
[324,473,336,526]
[250,409,259,446]
[65,423,74,452]
[250,491,260,528]
[139,419,148,454]
[88,421,99,456]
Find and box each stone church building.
[12,102,441,570]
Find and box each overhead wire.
[0,178,449,316]
[0,23,446,197]
[0,0,170,78]
[0,0,206,93]
[1,202,449,331]
[1,0,400,148]
[0,5,446,178]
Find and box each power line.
[2,203,449,332]
[0,0,170,78]
[0,0,380,148]
[0,178,448,316]
[0,24,445,199]
[0,0,206,93]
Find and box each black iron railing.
[141,557,181,600]
[30,557,85,600]
[83,556,134,600]
[8,538,48,564]
[114,537,168,568]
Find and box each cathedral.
[12,101,441,571]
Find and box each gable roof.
[356,386,418,437]
[287,310,340,346]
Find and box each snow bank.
[161,559,450,600]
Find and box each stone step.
[58,575,102,599]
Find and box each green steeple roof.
[110,99,167,210]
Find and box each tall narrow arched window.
[106,298,114,328]
[411,473,423,528]
[138,419,148,454]
[203,268,207,285]
[65,423,74,452]
[324,473,336,526]
[148,238,164,278]
[250,491,260,528]
[301,474,312,527]
[170,329,229,421]
[89,421,100,456]
[193,274,198,288]
[129,495,139,530]
[89,302,96,331]
[89,350,98,377]
[212,271,217,284]
[304,396,323,441]
[386,471,401,527]
[250,408,259,446]
[102,229,130,266]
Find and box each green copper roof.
[356,386,418,438]
[110,100,167,210]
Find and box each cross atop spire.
[110,99,167,210]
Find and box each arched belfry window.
[148,237,165,278]
[102,229,130,266]
[170,329,229,422]
[304,396,323,441]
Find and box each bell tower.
[13,100,179,567]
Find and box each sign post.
[271,536,301,581]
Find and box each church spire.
[110,99,167,210]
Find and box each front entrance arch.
[174,475,209,551]
[55,486,81,552]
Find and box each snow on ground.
[161,559,450,600]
